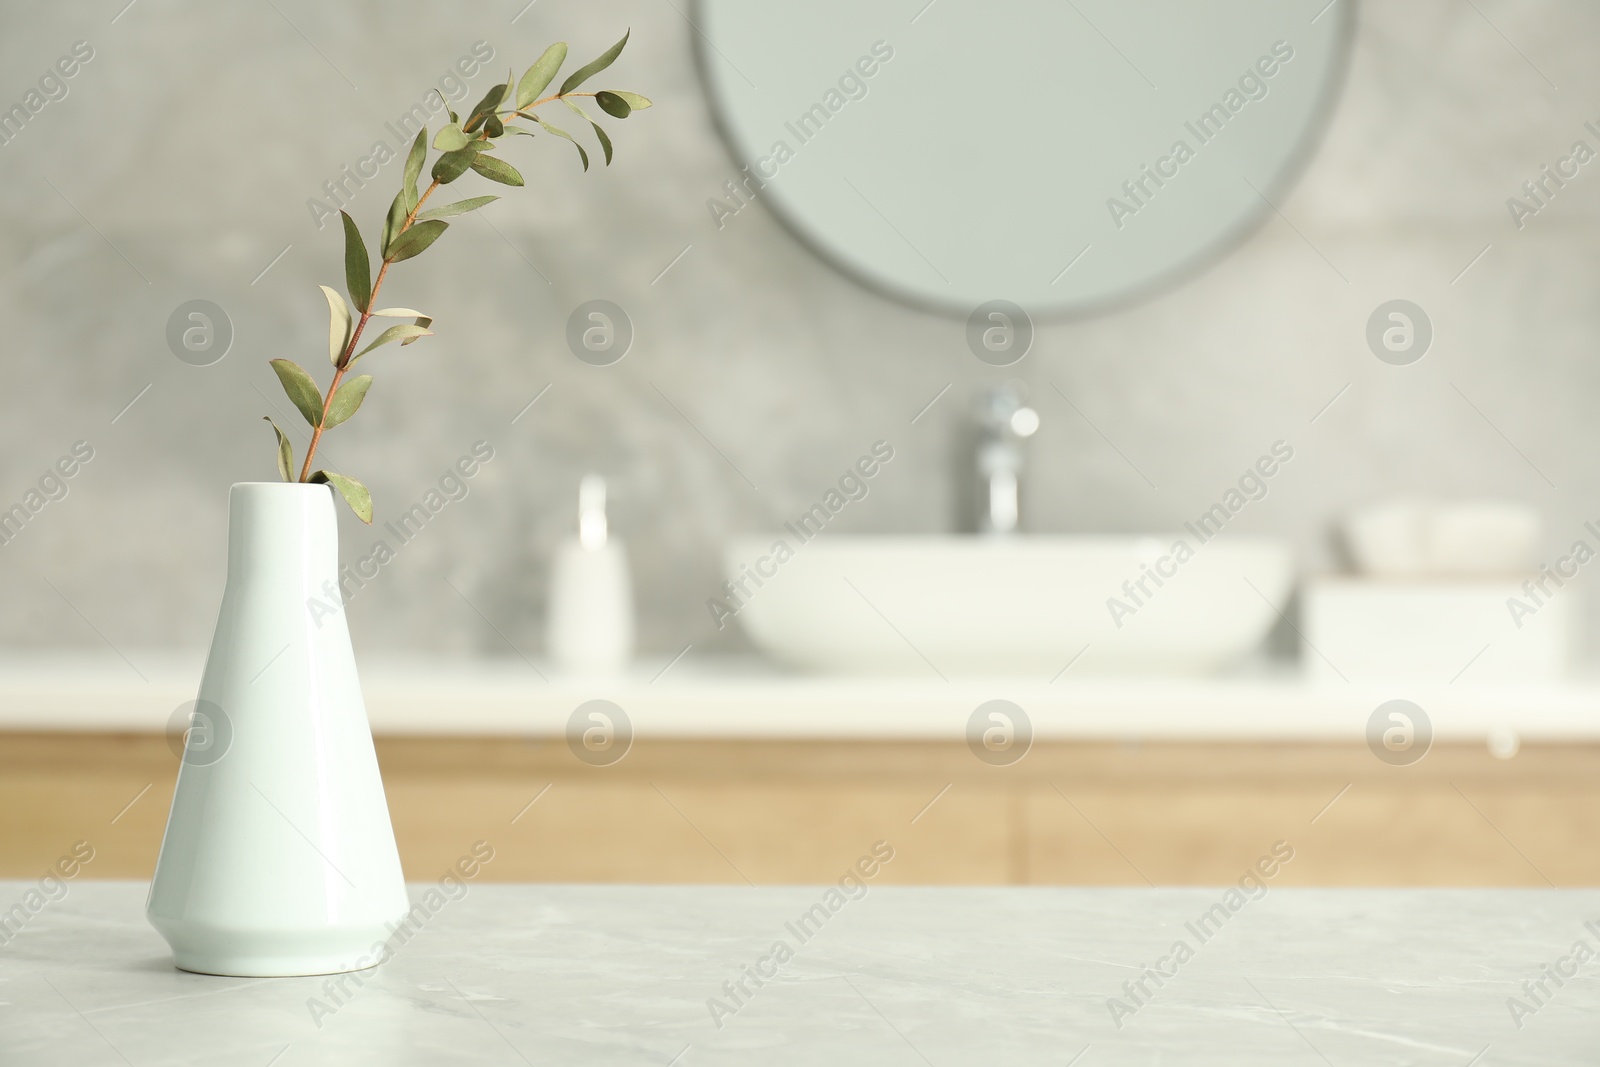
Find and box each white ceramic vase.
[147,482,409,977]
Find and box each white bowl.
[724,535,1293,676]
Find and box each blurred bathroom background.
[1,0,1595,665]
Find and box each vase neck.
[226,483,340,594]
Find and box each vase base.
[172,954,384,978]
[151,910,410,978]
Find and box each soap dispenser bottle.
[546,475,635,675]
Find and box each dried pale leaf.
[318,285,353,365]
[400,315,433,345]
[371,307,434,343]
[263,417,294,482]
[351,323,432,361]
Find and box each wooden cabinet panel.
[0,737,175,882]
[384,759,1013,884]
[0,734,1595,886]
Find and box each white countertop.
[2,655,1598,740]
[3,881,1594,1064]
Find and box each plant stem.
[500,90,596,119]
[294,94,568,482]
[297,177,442,481]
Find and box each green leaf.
[415,195,498,221]
[485,113,504,138]
[384,219,449,262]
[560,30,629,95]
[340,211,370,313]
[351,323,432,361]
[534,117,588,171]
[324,374,373,428]
[381,189,408,259]
[402,127,427,209]
[269,358,325,428]
[595,91,631,119]
[263,417,294,482]
[559,96,610,164]
[312,470,373,524]
[431,145,479,184]
[608,90,651,111]
[463,82,508,132]
[468,154,524,186]
[500,124,536,137]
[317,285,353,365]
[433,123,469,151]
[517,42,568,108]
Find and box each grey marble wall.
[1,0,1596,663]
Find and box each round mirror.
[695,1,1352,317]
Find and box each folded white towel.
[1342,498,1540,577]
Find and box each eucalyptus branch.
[296,179,441,483]
[262,31,651,522]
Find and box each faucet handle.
[976,384,1038,438]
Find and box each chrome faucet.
[974,385,1039,535]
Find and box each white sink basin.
[726,536,1293,676]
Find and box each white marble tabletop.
[2,881,1595,1065]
